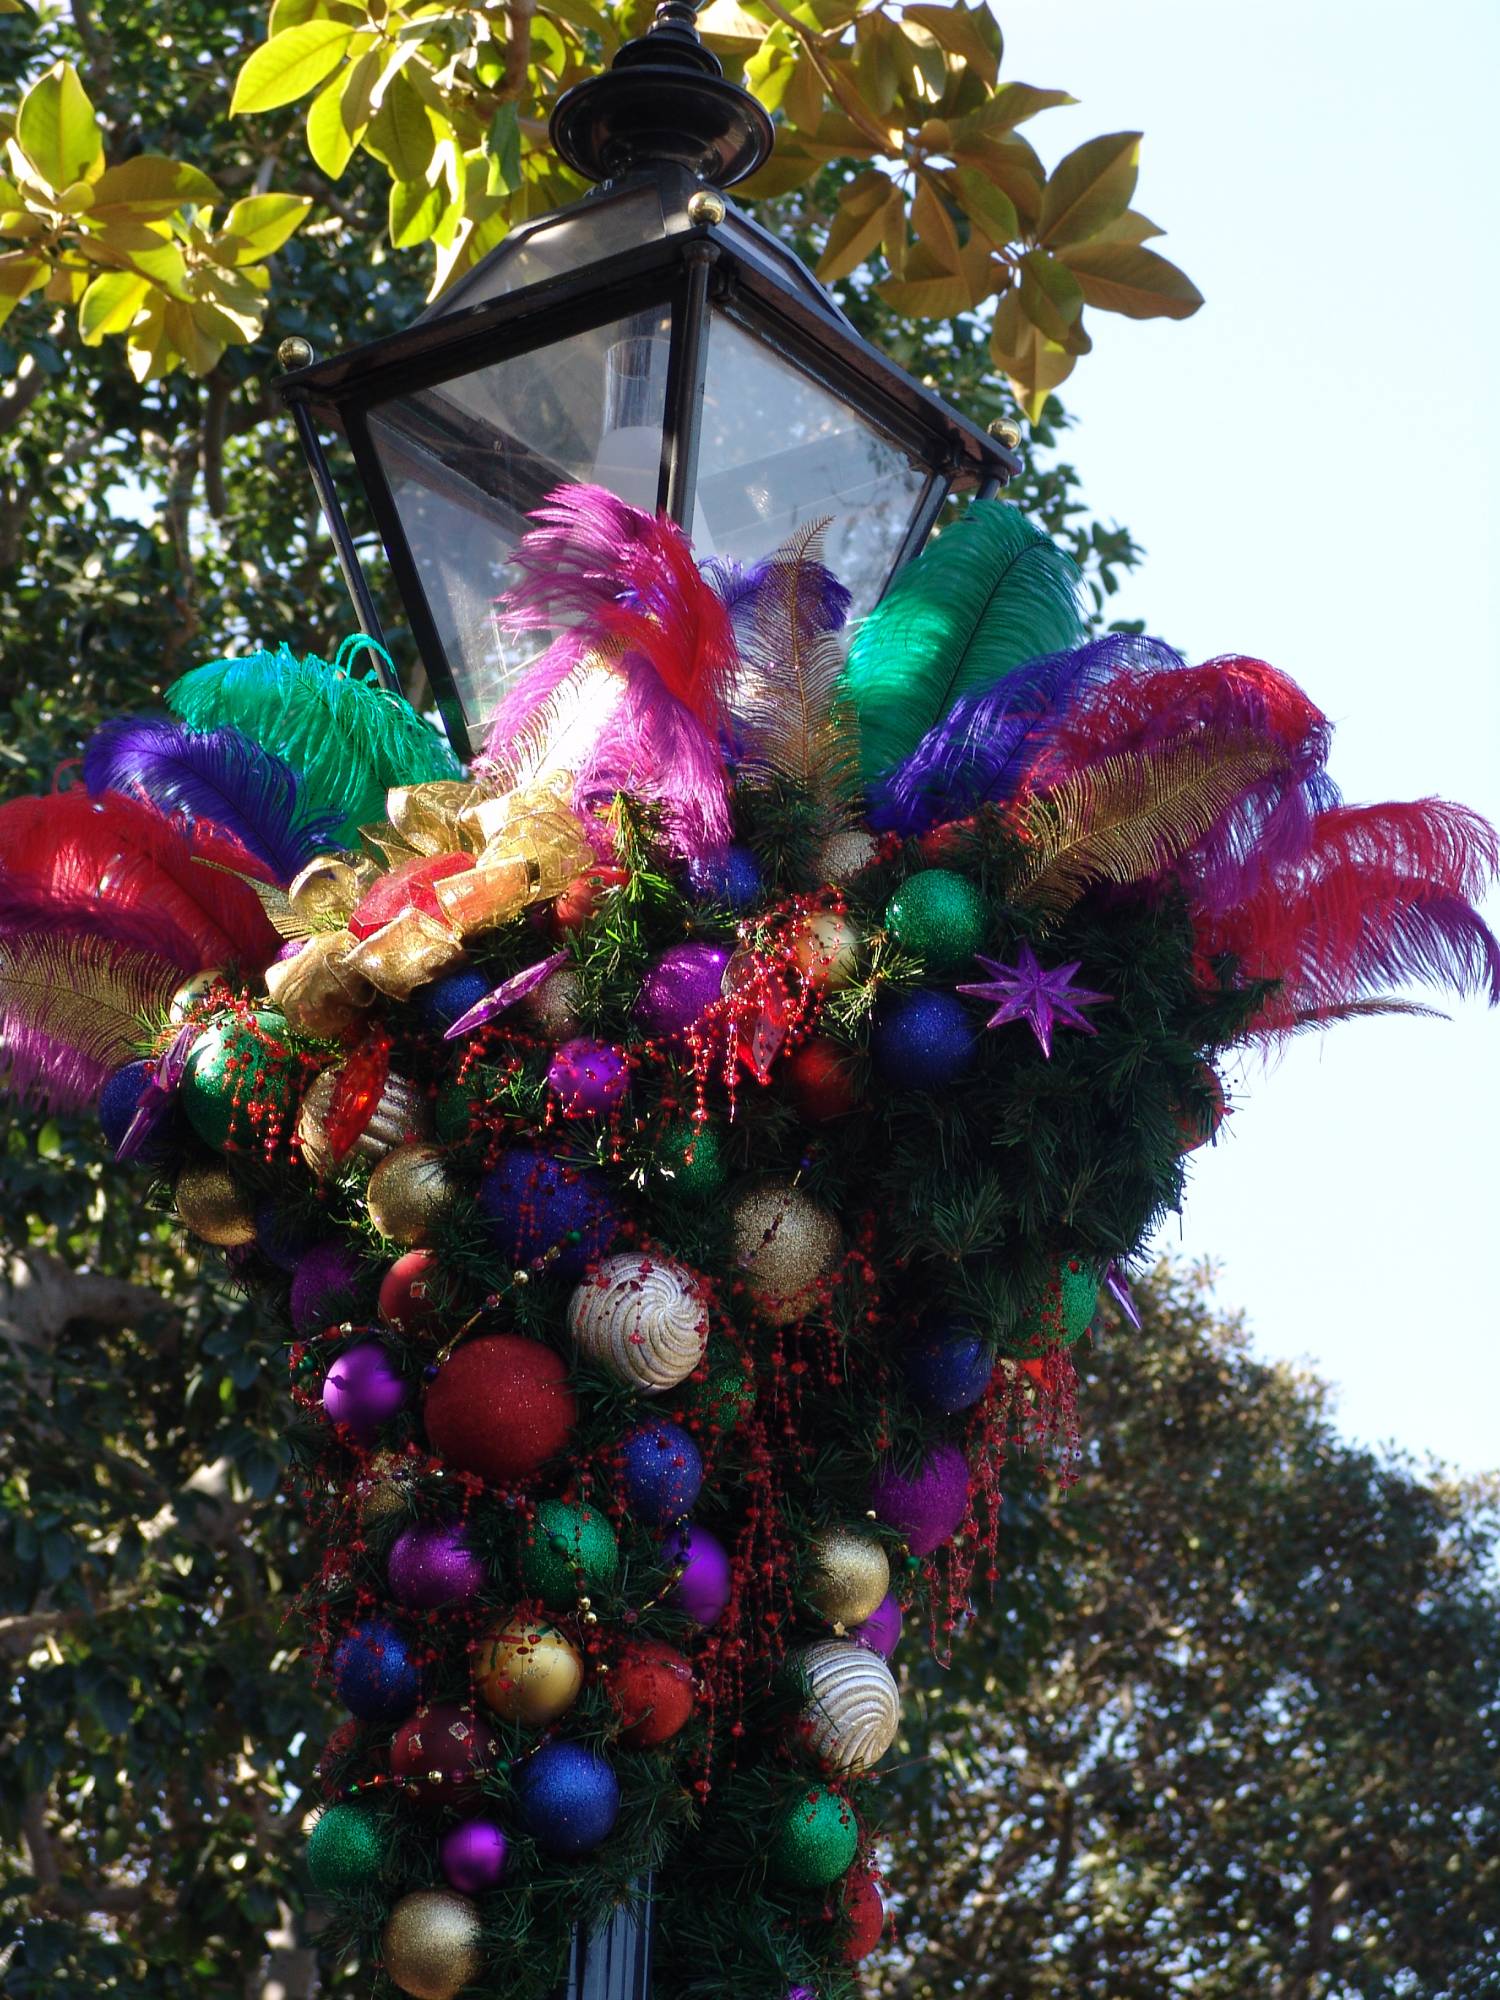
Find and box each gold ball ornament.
[298,1065,434,1179]
[523,964,583,1039]
[795,1638,901,1774]
[805,1525,890,1628]
[791,911,861,990]
[730,1179,842,1326]
[475,1615,583,1725]
[381,1888,483,2000]
[365,1142,454,1246]
[356,1449,415,1525]
[567,1252,709,1391]
[167,967,226,1023]
[174,1161,256,1246]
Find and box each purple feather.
[576,665,732,855]
[83,717,341,885]
[706,552,851,638]
[2,1023,114,1112]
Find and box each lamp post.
[275,0,1020,760]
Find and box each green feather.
[166,635,461,848]
[839,500,1084,780]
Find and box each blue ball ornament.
[870,990,975,1090]
[478,1150,619,1280]
[417,965,494,1035]
[619,1421,703,1526]
[98,1059,179,1166]
[903,1323,994,1413]
[686,844,761,910]
[516,1742,620,1856]
[330,1617,421,1722]
[254,1201,319,1275]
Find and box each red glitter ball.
[389,1702,498,1811]
[609,1639,695,1748]
[784,1036,860,1122]
[423,1335,577,1483]
[347,852,474,940]
[842,1868,886,1962]
[378,1248,452,1336]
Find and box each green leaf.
[216,193,313,263]
[0,250,48,331]
[1039,131,1140,248]
[901,3,1001,85]
[815,170,895,283]
[78,269,151,342]
[954,80,1075,138]
[1089,207,1164,247]
[389,176,444,248]
[990,290,1079,421]
[1055,241,1204,319]
[488,101,522,195]
[87,155,219,217]
[1018,249,1085,341]
[230,21,355,116]
[306,72,360,178]
[365,72,435,182]
[16,63,103,191]
[952,165,1018,246]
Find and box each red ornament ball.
[1175,1064,1227,1153]
[609,1639,695,1748]
[842,1868,886,1962]
[379,1248,453,1337]
[552,864,629,932]
[785,1036,860,1122]
[389,1702,499,1811]
[424,1335,577,1484]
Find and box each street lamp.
[276,0,1020,759]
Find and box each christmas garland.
[2,488,1495,2000]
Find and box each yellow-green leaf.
[216,193,313,263]
[948,131,1044,229]
[389,175,444,248]
[77,269,150,342]
[696,0,770,54]
[951,164,1018,246]
[954,81,1075,139]
[125,297,170,382]
[1087,208,1165,248]
[269,0,365,29]
[87,155,219,217]
[230,22,355,116]
[877,263,972,318]
[746,27,797,115]
[0,248,47,330]
[1054,241,1203,319]
[16,63,103,191]
[1018,248,1084,341]
[164,297,225,375]
[900,3,1000,86]
[735,142,823,200]
[365,72,434,182]
[911,171,960,268]
[990,290,1077,421]
[1039,130,1140,249]
[306,71,360,178]
[815,170,894,283]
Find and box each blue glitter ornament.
[903,1322,994,1413]
[619,1421,703,1526]
[417,966,494,1036]
[330,1617,421,1722]
[516,1742,620,1855]
[254,1200,319,1274]
[98,1059,179,1166]
[478,1150,619,1280]
[870,990,975,1090]
[686,844,761,909]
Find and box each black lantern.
[276,0,1020,761]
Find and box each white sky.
[997,0,1499,1470]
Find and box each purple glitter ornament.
[290,1240,363,1337]
[547,1037,630,1117]
[634,943,732,1039]
[387,1521,485,1609]
[321,1341,409,1443]
[869,1444,970,1557]
[439,1817,509,1893]
[661,1523,732,1628]
[275,937,307,963]
[785,1989,818,2000]
[852,1592,902,1659]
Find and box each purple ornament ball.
[290,1240,364,1337]
[852,1592,902,1659]
[387,1521,485,1609]
[634,943,732,1039]
[322,1341,409,1443]
[869,1444,970,1557]
[662,1523,732,1628]
[547,1037,630,1117]
[439,1817,509,1893]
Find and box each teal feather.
[165,636,461,848]
[839,501,1085,781]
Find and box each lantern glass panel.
[427,182,668,316]
[693,308,930,615]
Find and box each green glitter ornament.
[681,1341,755,1434]
[1007,1255,1099,1355]
[767,1784,859,1888]
[180,1010,296,1151]
[519,1499,620,1610]
[306,1802,386,1894]
[655,1120,727,1199]
[883,868,987,976]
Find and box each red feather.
[0,791,282,974]
[1046,654,1330,768]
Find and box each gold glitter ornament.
[381,1887,482,2000]
[523,964,583,1039]
[805,1525,890,1627]
[794,1638,901,1774]
[356,1449,415,1525]
[791,911,861,990]
[567,1253,709,1392]
[730,1179,842,1325]
[297,1064,434,1179]
[817,828,879,884]
[475,1615,584,1724]
[365,1142,454,1246]
[167,967,225,1023]
[174,1161,255,1246]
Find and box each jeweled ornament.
[475,1616,583,1725]
[768,1785,859,1888]
[389,1703,498,1811]
[305,1802,385,1894]
[662,1523,732,1628]
[619,1420,703,1525]
[516,1741,620,1857]
[439,1818,509,1895]
[884,867,987,975]
[794,1639,901,1774]
[322,1340,409,1443]
[174,1161,256,1247]
[330,1616,421,1722]
[387,1520,485,1609]
[609,1638,695,1747]
[180,1009,295,1151]
[869,1445,970,1557]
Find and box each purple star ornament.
[956,942,1111,1058]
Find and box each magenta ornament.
[387,1521,485,1609]
[869,1444,969,1557]
[634,943,732,1039]
[547,1037,630,1117]
[851,1592,902,1659]
[662,1523,732,1628]
[439,1817,509,1893]
[321,1340,409,1443]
